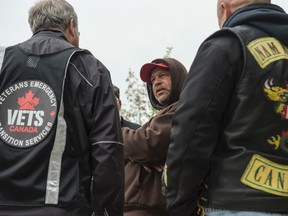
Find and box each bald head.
[228,0,271,11]
[217,0,271,28]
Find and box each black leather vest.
[209,25,288,212]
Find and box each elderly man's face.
[150,68,172,105]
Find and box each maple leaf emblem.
[18,90,40,110]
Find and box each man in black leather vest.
[164,0,288,215]
[0,0,124,215]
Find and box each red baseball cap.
[140,62,169,83]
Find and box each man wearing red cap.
[122,57,187,216]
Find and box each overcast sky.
[1,0,288,104]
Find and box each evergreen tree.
[122,69,154,125]
[164,47,173,58]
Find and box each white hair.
[28,0,78,33]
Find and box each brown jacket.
[122,58,187,216]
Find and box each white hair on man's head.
[28,0,78,33]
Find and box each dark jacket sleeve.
[75,53,124,215]
[165,33,243,215]
[122,103,177,166]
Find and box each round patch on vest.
[0,80,57,148]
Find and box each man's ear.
[119,99,122,108]
[223,2,233,20]
[65,19,79,47]
[68,19,77,37]
[218,1,232,28]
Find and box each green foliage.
[164,47,173,58]
[122,69,155,125]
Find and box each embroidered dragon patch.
[263,77,288,153]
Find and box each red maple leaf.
[18,90,40,110]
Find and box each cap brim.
[140,62,169,82]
